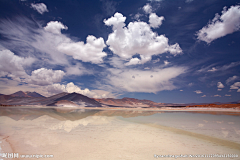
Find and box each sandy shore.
[0,113,239,160]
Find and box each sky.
[0,0,240,103]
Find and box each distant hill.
[0,95,13,102]
[94,97,165,108]
[186,103,240,109]
[95,98,240,108]
[10,91,45,98]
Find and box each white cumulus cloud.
[124,58,141,66]
[27,68,65,86]
[143,3,152,14]
[194,90,202,94]
[31,3,48,14]
[57,35,107,64]
[104,12,126,30]
[164,60,170,65]
[197,5,240,43]
[149,13,164,28]
[217,82,224,88]
[104,12,182,65]
[0,50,35,81]
[230,82,240,91]
[44,21,68,35]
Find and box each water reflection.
[1,108,239,121]
[0,107,239,160]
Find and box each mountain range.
[0,91,171,108]
[0,91,239,108]
[0,91,101,107]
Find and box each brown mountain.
[10,91,45,98]
[40,92,69,105]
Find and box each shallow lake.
[0,107,239,160]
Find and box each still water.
[0,107,239,160]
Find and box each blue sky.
[0,0,240,103]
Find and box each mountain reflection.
[0,107,160,121]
